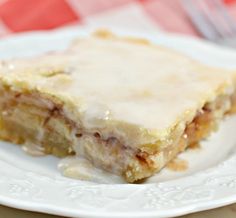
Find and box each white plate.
[1,28,236,218]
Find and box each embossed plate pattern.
[0,28,236,218]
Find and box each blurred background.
[0,0,236,47]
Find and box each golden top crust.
[0,30,236,148]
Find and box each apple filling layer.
[0,85,235,183]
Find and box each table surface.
[1,203,236,218]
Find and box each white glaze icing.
[58,156,124,183]
[22,142,45,156]
[0,34,235,146]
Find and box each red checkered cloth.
[0,0,236,37]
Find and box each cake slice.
[0,30,235,183]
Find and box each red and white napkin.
[0,0,236,37]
